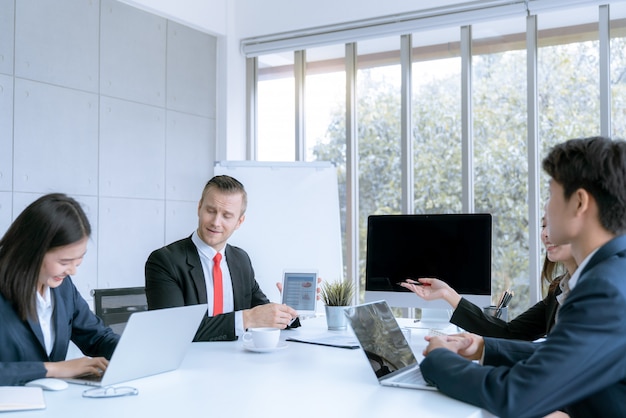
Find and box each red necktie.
[213,253,223,315]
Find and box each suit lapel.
[49,288,70,360]
[580,235,626,279]
[225,245,244,309]
[26,317,48,359]
[28,288,70,361]
[185,238,208,304]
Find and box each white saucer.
[243,342,288,353]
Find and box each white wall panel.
[0,192,11,238]
[117,0,227,35]
[98,197,165,289]
[164,200,197,245]
[99,97,166,199]
[65,195,99,299]
[0,74,12,191]
[165,111,213,201]
[10,191,42,217]
[13,79,99,195]
[167,21,216,117]
[100,0,166,106]
[0,0,13,76]
[5,0,217,297]
[15,0,99,92]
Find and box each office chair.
[91,287,148,335]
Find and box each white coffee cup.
[242,327,280,349]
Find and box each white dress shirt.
[557,247,598,306]
[191,231,245,336]
[36,286,55,356]
[552,246,600,329]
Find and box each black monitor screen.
[365,214,492,295]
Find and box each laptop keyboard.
[74,373,103,383]
[393,367,427,385]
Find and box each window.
[610,5,626,137]
[257,52,295,161]
[411,27,462,213]
[250,2,626,317]
[538,6,601,152]
[305,45,348,272]
[305,45,346,162]
[356,37,402,291]
[473,16,528,316]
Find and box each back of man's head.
[542,136,626,235]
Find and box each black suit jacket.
[0,277,119,386]
[145,236,269,341]
[450,280,561,340]
[420,235,626,418]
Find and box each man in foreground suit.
[419,136,626,418]
[145,175,298,341]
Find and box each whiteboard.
[214,161,343,310]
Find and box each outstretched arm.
[399,278,462,308]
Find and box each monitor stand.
[418,308,452,327]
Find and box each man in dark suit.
[145,175,298,342]
[419,136,626,418]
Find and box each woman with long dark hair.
[0,193,119,386]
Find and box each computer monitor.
[364,213,492,311]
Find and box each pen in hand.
[403,278,431,286]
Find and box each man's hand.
[423,333,484,361]
[242,303,299,330]
[399,278,462,308]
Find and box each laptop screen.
[64,304,207,387]
[345,301,417,379]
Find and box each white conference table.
[7,317,495,418]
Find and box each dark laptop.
[344,300,436,391]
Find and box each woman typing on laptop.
[0,193,119,386]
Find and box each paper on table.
[0,386,46,411]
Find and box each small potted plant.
[320,279,355,330]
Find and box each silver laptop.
[65,304,207,387]
[344,300,436,391]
